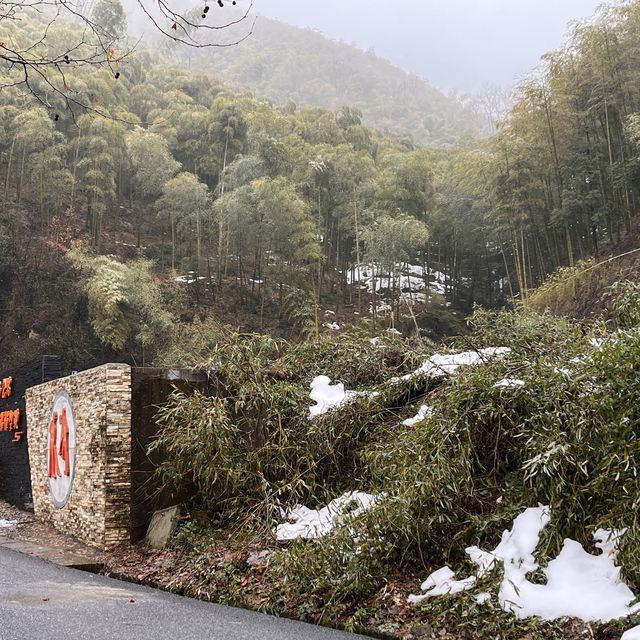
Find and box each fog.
[123,0,608,92]
[250,0,606,91]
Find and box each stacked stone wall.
[26,364,131,549]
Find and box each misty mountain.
[164,13,488,146]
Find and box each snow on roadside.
[409,506,640,623]
[274,491,380,541]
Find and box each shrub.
[151,305,640,604]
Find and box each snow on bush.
[494,378,525,388]
[274,491,381,541]
[402,405,433,427]
[309,348,510,419]
[308,376,378,418]
[390,347,511,384]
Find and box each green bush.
[150,329,435,522]
[274,309,640,600]
[151,305,640,604]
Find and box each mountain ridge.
[164,11,489,146]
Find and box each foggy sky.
[246,0,606,91]
[124,0,610,92]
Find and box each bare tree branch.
[135,0,255,48]
[0,0,254,118]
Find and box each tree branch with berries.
[0,0,254,119]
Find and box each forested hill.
[3,0,640,373]
[163,13,488,146]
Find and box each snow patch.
[391,347,511,384]
[402,405,433,427]
[409,506,640,623]
[407,567,476,603]
[308,376,358,418]
[309,348,509,419]
[308,377,378,419]
[274,491,380,541]
[348,264,449,301]
[0,519,17,528]
[622,626,640,640]
[494,378,525,389]
[175,274,206,284]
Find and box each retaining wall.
[26,364,131,549]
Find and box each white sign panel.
[46,391,77,508]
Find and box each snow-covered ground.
[409,506,640,623]
[347,263,448,313]
[175,271,206,285]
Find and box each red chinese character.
[48,411,61,479]
[0,377,12,399]
[59,406,71,476]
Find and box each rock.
[411,624,433,638]
[246,549,273,568]
[146,506,180,549]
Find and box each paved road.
[0,546,372,640]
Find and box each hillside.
[164,13,488,146]
[4,0,640,375]
[6,2,640,638]
[105,306,640,640]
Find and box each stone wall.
[26,364,131,549]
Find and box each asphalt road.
[0,546,372,640]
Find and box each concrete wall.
[26,364,131,549]
[129,368,215,541]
